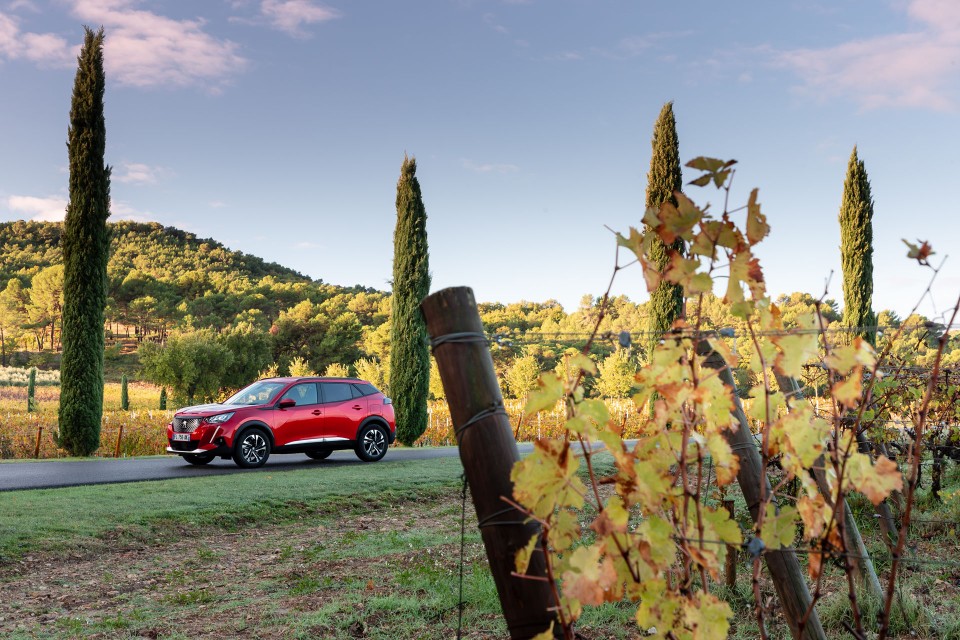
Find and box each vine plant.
[508,158,952,639]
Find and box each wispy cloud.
[776,0,960,110]
[7,195,67,221]
[116,162,165,185]
[2,2,248,89]
[260,0,338,37]
[70,0,247,91]
[110,200,152,222]
[462,159,519,174]
[0,11,74,67]
[544,30,693,63]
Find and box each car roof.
[261,376,371,384]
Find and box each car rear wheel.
[233,428,271,468]
[305,450,332,460]
[182,453,215,466]
[355,424,388,462]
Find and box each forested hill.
[0,219,385,349]
[0,220,309,285]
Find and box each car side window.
[279,383,318,406]
[320,382,353,404]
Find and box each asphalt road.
[0,444,539,492]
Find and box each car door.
[319,382,367,441]
[274,382,322,446]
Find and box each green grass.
[0,456,464,559]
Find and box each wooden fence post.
[114,424,124,458]
[421,287,560,639]
[33,425,43,459]
[723,499,737,589]
[698,341,826,640]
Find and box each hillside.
[0,219,311,286]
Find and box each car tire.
[355,424,388,462]
[182,453,215,466]
[305,450,332,461]
[233,428,271,468]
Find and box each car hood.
[176,403,245,416]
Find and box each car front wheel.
[355,425,388,462]
[182,453,215,466]
[233,428,271,468]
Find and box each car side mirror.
[278,398,296,409]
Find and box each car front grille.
[170,441,200,452]
[173,417,202,433]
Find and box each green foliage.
[139,331,234,405]
[354,357,387,391]
[323,362,350,377]
[505,354,541,399]
[644,102,685,355]
[120,373,128,410]
[594,349,637,399]
[288,356,315,377]
[159,387,167,410]
[390,156,431,445]
[839,146,876,345]
[27,366,36,412]
[59,27,110,457]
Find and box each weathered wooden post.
[421,287,560,639]
[698,341,826,640]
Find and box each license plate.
[172,433,191,442]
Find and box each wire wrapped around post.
[421,286,561,640]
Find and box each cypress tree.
[59,27,111,456]
[645,102,684,356]
[27,367,36,413]
[159,387,167,410]
[839,146,876,345]
[120,373,129,410]
[390,156,431,446]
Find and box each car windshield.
[223,380,287,406]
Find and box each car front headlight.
[204,412,235,425]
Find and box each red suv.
[165,377,396,468]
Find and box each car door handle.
[312,410,322,415]
[352,405,362,410]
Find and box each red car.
[166,377,396,468]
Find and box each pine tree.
[839,146,876,345]
[645,102,684,356]
[59,27,112,456]
[120,373,129,410]
[390,156,431,446]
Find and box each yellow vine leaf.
[548,509,580,552]
[511,439,585,519]
[561,545,606,607]
[797,493,831,541]
[591,494,629,537]
[745,188,769,246]
[760,503,798,550]
[831,372,862,409]
[638,516,676,571]
[515,532,539,575]
[747,386,785,423]
[705,431,740,486]
[635,581,681,639]
[530,622,555,640]
[771,313,820,378]
[777,405,829,469]
[825,338,876,376]
[524,372,563,416]
[846,453,904,505]
[684,592,733,640]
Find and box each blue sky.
[1,0,958,323]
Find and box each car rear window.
[320,382,353,403]
[352,383,378,397]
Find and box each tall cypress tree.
[390,156,431,446]
[645,102,684,356]
[839,146,876,345]
[59,27,112,456]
